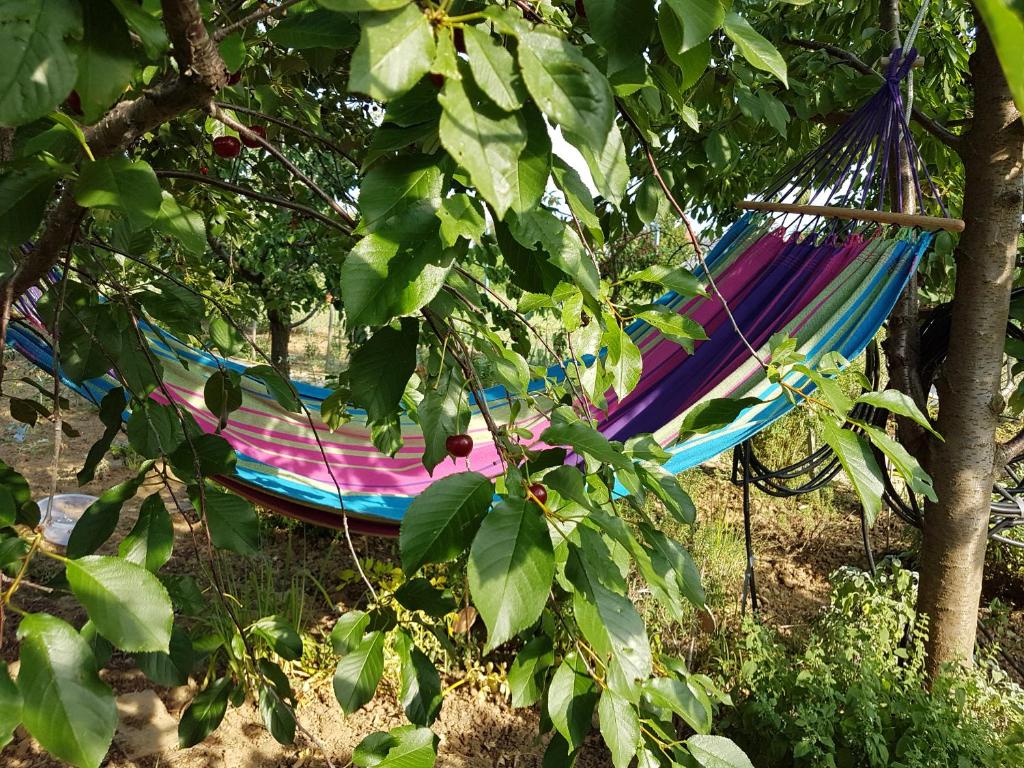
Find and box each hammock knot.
[884,47,918,84]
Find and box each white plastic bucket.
[36,494,97,547]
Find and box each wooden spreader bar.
[739,200,966,233]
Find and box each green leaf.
[73,0,133,122]
[399,471,494,574]
[663,0,724,53]
[0,663,21,750]
[820,418,883,526]
[67,461,155,558]
[330,611,370,655]
[628,264,706,297]
[178,677,232,748]
[259,683,296,746]
[637,463,696,525]
[565,118,628,206]
[66,555,173,652]
[349,4,435,102]
[639,523,706,608]
[352,725,438,768]
[126,401,184,459]
[468,497,554,650]
[394,631,442,726]
[269,8,358,49]
[437,193,486,246]
[678,397,762,440]
[687,735,755,768]
[153,192,207,255]
[509,105,551,215]
[0,160,60,247]
[218,32,246,71]
[0,0,82,126]
[599,689,640,768]
[209,316,245,357]
[508,209,600,298]
[17,613,116,768]
[540,414,632,472]
[245,364,301,412]
[855,389,940,437]
[204,369,243,428]
[584,0,655,75]
[110,0,166,58]
[393,578,457,617]
[415,371,470,474]
[318,0,410,9]
[517,29,614,153]
[507,635,554,708]
[973,0,1024,112]
[359,154,442,233]
[439,64,527,220]
[333,631,385,713]
[138,278,205,340]
[723,12,788,87]
[605,325,643,398]
[546,652,598,750]
[644,677,711,734]
[118,492,173,572]
[462,25,526,111]
[249,616,303,661]
[861,424,937,503]
[340,213,453,327]
[75,157,163,229]
[349,318,419,423]
[135,625,194,687]
[199,488,259,555]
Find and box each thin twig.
[208,104,358,228]
[213,0,304,42]
[212,100,360,168]
[154,170,351,234]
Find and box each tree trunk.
[268,307,292,379]
[918,23,1023,676]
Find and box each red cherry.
[453,27,466,54]
[65,90,82,115]
[575,0,587,19]
[212,136,241,158]
[227,70,242,85]
[445,434,473,458]
[429,73,445,89]
[199,166,209,175]
[528,483,548,505]
[241,125,266,148]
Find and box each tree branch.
[208,103,358,228]
[1,0,228,301]
[785,37,964,150]
[155,170,351,233]
[212,100,361,167]
[213,0,304,42]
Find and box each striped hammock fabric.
[4,47,951,533]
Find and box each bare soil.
[1,356,1021,767]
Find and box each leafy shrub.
[716,561,1024,768]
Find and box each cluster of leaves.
[716,560,1024,767]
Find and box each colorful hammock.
[5,49,960,534]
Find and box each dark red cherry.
[528,483,548,505]
[575,0,587,19]
[199,166,209,175]
[445,434,473,458]
[65,90,82,115]
[212,136,241,158]
[241,125,266,148]
[429,73,446,89]
[227,70,242,85]
[453,27,466,54]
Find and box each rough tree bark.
[918,23,1023,675]
[268,307,292,379]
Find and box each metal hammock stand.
[733,337,1024,614]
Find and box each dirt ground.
[1,355,1021,767]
